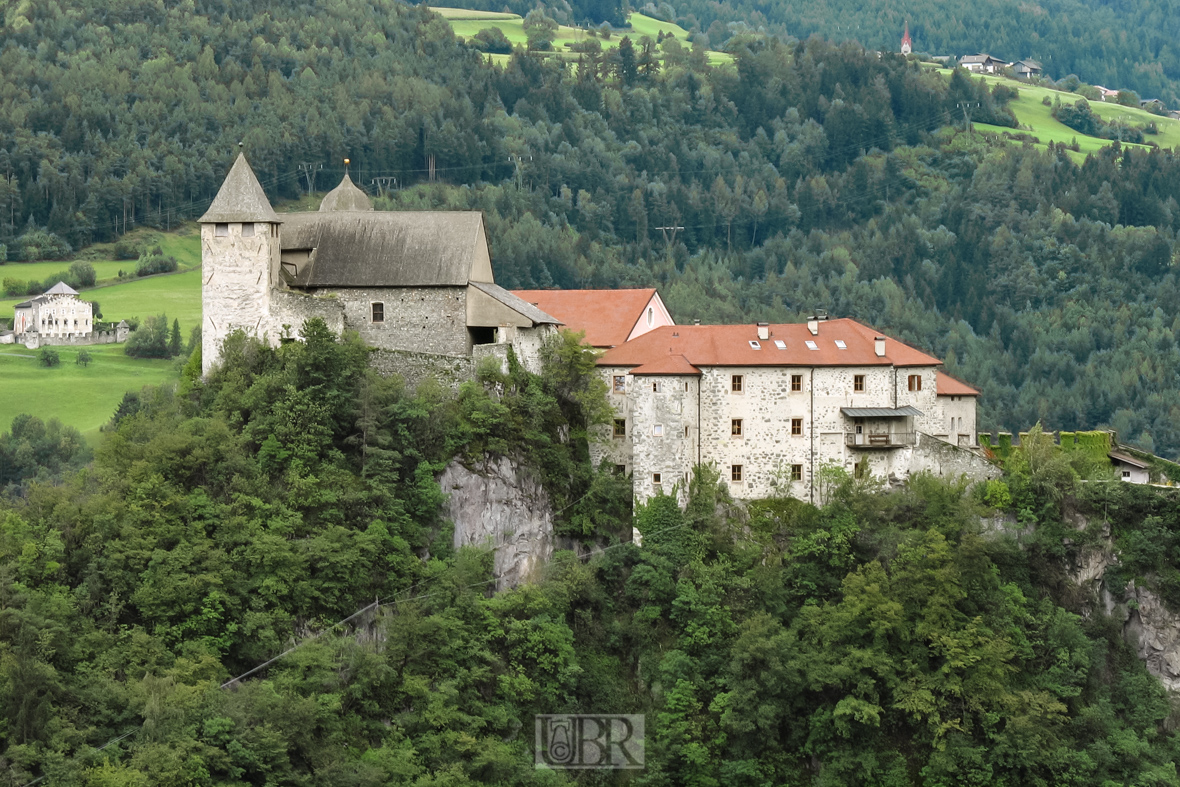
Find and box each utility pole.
[654,224,684,250]
[956,102,981,135]
[371,176,397,197]
[508,154,532,189]
[298,162,323,195]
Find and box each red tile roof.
[510,288,660,347]
[631,354,701,376]
[936,371,980,396]
[598,319,942,368]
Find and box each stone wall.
[439,456,553,590]
[268,289,345,339]
[369,348,476,391]
[630,374,699,503]
[19,326,128,350]
[326,286,469,356]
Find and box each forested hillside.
[4,325,1180,785]
[2,0,1180,457]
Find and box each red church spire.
[901,21,912,54]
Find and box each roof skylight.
[835,340,847,349]
[749,340,761,349]
[774,340,787,350]
[805,340,818,350]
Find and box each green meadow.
[438,9,734,66]
[937,68,1180,159]
[0,343,179,440]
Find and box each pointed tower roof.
[901,21,912,47]
[199,152,280,224]
[45,281,79,296]
[319,172,374,212]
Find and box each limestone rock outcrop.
[439,456,554,590]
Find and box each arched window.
[646,306,654,327]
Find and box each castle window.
[792,418,803,436]
[371,302,385,323]
[908,374,922,391]
[653,424,664,436]
[731,418,743,437]
[242,223,255,237]
[653,473,662,486]
[614,375,626,393]
[731,374,743,393]
[684,425,690,437]
[791,464,803,482]
[731,464,743,482]
[215,223,229,237]
[652,381,661,393]
[791,374,802,392]
[615,464,626,475]
[614,419,626,437]
[854,374,865,392]
[684,381,689,391]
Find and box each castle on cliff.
[201,155,997,503]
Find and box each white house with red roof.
[590,313,992,503]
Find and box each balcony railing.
[845,432,916,448]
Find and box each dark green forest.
[4,324,1180,785]
[2,0,1179,455]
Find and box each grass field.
[439,9,734,66]
[936,68,1180,158]
[0,344,179,440]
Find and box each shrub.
[472,27,513,54]
[76,349,92,367]
[135,249,179,277]
[2,277,25,297]
[113,239,141,260]
[124,313,171,358]
[14,228,73,261]
[39,348,60,367]
[68,261,97,287]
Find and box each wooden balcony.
[845,432,916,449]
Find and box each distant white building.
[13,282,93,340]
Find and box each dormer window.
[215,223,229,237]
[646,306,654,327]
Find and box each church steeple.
[901,21,913,55]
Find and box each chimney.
[875,336,886,357]
[807,317,819,335]
[757,322,769,341]
[693,319,700,325]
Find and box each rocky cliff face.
[438,456,554,591]
[1070,517,1180,692]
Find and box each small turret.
[319,171,373,212]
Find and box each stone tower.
[199,153,282,374]
[901,22,912,55]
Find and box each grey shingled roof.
[470,281,562,325]
[45,281,78,296]
[319,173,373,212]
[840,406,924,418]
[281,211,487,287]
[199,153,281,224]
